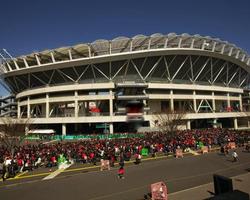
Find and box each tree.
[0,117,31,156]
[153,109,186,135]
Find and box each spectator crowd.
[0,128,249,181]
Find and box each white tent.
[28,129,55,135]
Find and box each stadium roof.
[1,33,250,74]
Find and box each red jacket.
[118,168,125,175]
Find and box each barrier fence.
[24,133,144,141]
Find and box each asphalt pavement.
[0,148,250,200]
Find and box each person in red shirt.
[118,167,125,179]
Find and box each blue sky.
[0,0,250,95]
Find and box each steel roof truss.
[144,56,163,80]
[91,64,96,81]
[15,76,27,89]
[92,64,110,81]
[212,62,227,84]
[23,58,29,68]
[171,56,189,81]
[119,40,131,53]
[181,56,201,80]
[35,54,41,66]
[197,99,213,113]
[198,58,220,83]
[194,58,210,82]
[112,60,128,80]
[238,68,241,86]
[123,60,129,79]
[31,73,47,85]
[50,52,56,63]
[240,74,248,87]
[57,69,76,82]
[210,58,219,83]
[131,60,145,82]
[28,73,30,88]
[218,63,234,85]
[76,65,90,82]
[0,79,12,93]
[227,67,240,86]
[161,56,176,80]
[48,70,56,84]
[139,57,148,73]
[0,53,12,72]
[189,56,194,82]
[72,66,80,77]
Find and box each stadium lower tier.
[14,82,250,135]
[29,118,249,135]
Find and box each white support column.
[74,91,78,117]
[46,93,49,118]
[85,102,88,115]
[193,91,197,113]
[186,120,191,130]
[25,125,29,136]
[143,99,147,114]
[109,123,114,134]
[62,123,66,136]
[68,49,73,60]
[13,61,20,70]
[50,52,56,63]
[239,94,242,111]
[170,90,174,111]
[17,100,21,118]
[227,93,230,109]
[212,92,216,112]
[109,89,113,116]
[23,58,29,68]
[27,96,30,118]
[233,118,238,130]
[35,54,41,66]
[88,45,91,57]
[248,120,250,128]
[213,119,218,128]
[178,101,181,110]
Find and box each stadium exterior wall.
[1,33,250,134]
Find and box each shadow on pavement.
[204,189,249,200]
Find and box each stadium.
[1,32,250,135]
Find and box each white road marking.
[42,163,72,180]
[188,149,200,156]
[42,140,58,145]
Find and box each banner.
[141,148,149,156]
[198,141,204,148]
[175,149,183,158]
[151,181,167,200]
[201,146,208,154]
[228,142,236,149]
[100,159,110,171]
[25,133,145,141]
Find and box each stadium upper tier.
[1,33,250,93]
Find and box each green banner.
[141,148,149,156]
[25,133,144,141]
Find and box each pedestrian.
[1,161,6,181]
[220,145,224,155]
[118,166,125,179]
[232,150,238,162]
[119,154,125,168]
[135,153,141,165]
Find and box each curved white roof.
[1,33,250,74]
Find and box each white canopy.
[28,129,55,135]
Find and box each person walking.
[1,160,6,181]
[232,150,238,162]
[117,166,125,179]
